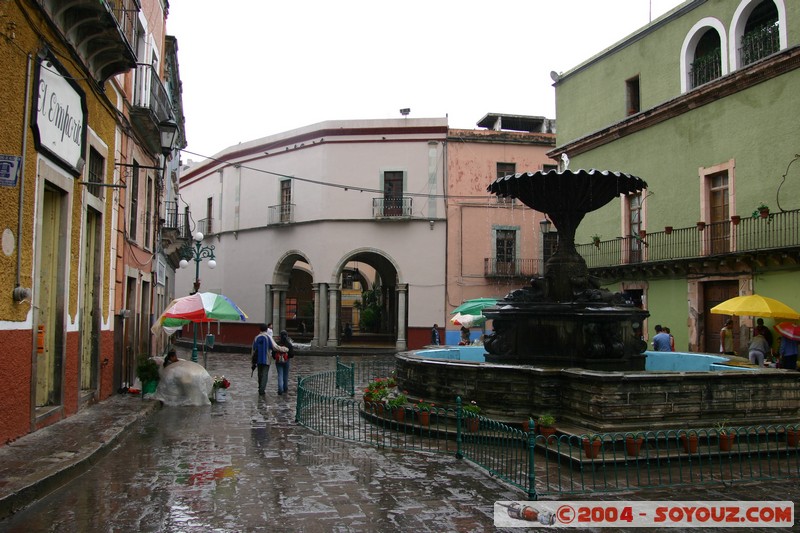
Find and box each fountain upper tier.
[484,170,649,370]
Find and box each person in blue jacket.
[252,323,287,396]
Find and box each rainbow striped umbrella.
[152,292,248,335]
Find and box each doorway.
[703,281,738,353]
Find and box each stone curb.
[0,396,161,520]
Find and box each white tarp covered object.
[149,356,214,406]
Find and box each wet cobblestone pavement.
[1,348,799,532]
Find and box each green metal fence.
[296,358,800,498]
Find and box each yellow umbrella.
[710,294,800,320]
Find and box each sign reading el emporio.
[32,54,87,176]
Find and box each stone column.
[327,283,340,347]
[271,284,287,332]
[317,283,328,347]
[264,284,273,326]
[395,283,408,350]
[312,284,321,347]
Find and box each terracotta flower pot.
[787,429,799,447]
[680,434,698,453]
[392,407,406,422]
[625,437,644,457]
[418,410,430,426]
[719,433,735,452]
[730,215,741,226]
[759,208,769,219]
[539,426,557,443]
[664,226,673,235]
[466,417,479,432]
[638,229,647,239]
[583,438,602,459]
[696,221,706,231]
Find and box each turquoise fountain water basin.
[415,346,754,372]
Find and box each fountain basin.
[395,351,797,432]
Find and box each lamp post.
[180,231,217,362]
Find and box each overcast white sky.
[167,0,685,161]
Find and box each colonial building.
[0,0,185,444]
[175,115,557,349]
[444,114,556,344]
[176,118,449,350]
[551,0,800,353]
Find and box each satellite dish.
[549,71,560,82]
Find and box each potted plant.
[664,226,673,235]
[753,203,769,219]
[135,356,160,395]
[696,221,706,231]
[591,234,601,247]
[537,414,557,442]
[212,375,231,402]
[463,400,481,432]
[730,215,741,226]
[386,392,408,422]
[680,430,699,453]
[716,421,735,452]
[582,434,603,458]
[625,432,645,457]
[638,229,647,239]
[363,377,390,404]
[415,399,434,426]
[787,425,799,447]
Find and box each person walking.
[252,323,287,396]
[431,324,440,345]
[460,326,470,345]
[720,319,735,355]
[748,333,770,367]
[651,324,672,352]
[779,334,799,370]
[275,330,294,395]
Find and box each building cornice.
[550,45,800,159]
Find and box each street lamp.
[180,231,217,362]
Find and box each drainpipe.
[13,53,33,303]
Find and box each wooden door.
[709,172,730,254]
[703,281,738,353]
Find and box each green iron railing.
[296,359,800,498]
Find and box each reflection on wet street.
[0,352,512,532]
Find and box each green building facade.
[551,0,800,355]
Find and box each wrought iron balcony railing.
[268,204,294,225]
[162,201,191,239]
[133,63,173,124]
[484,258,544,278]
[372,197,413,218]
[36,0,139,82]
[577,208,800,269]
[689,48,722,89]
[197,217,214,236]
[740,23,780,66]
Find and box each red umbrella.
[774,322,800,342]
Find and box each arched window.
[730,0,785,69]
[690,30,722,89]
[680,18,728,93]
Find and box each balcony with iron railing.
[576,208,800,276]
[35,0,139,82]
[268,204,295,225]
[372,197,413,219]
[130,63,174,156]
[161,201,191,267]
[740,23,780,66]
[197,217,215,236]
[162,201,191,238]
[689,48,722,89]
[484,258,544,278]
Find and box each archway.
[333,249,405,349]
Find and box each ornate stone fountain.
[394,169,800,431]
[483,169,649,370]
